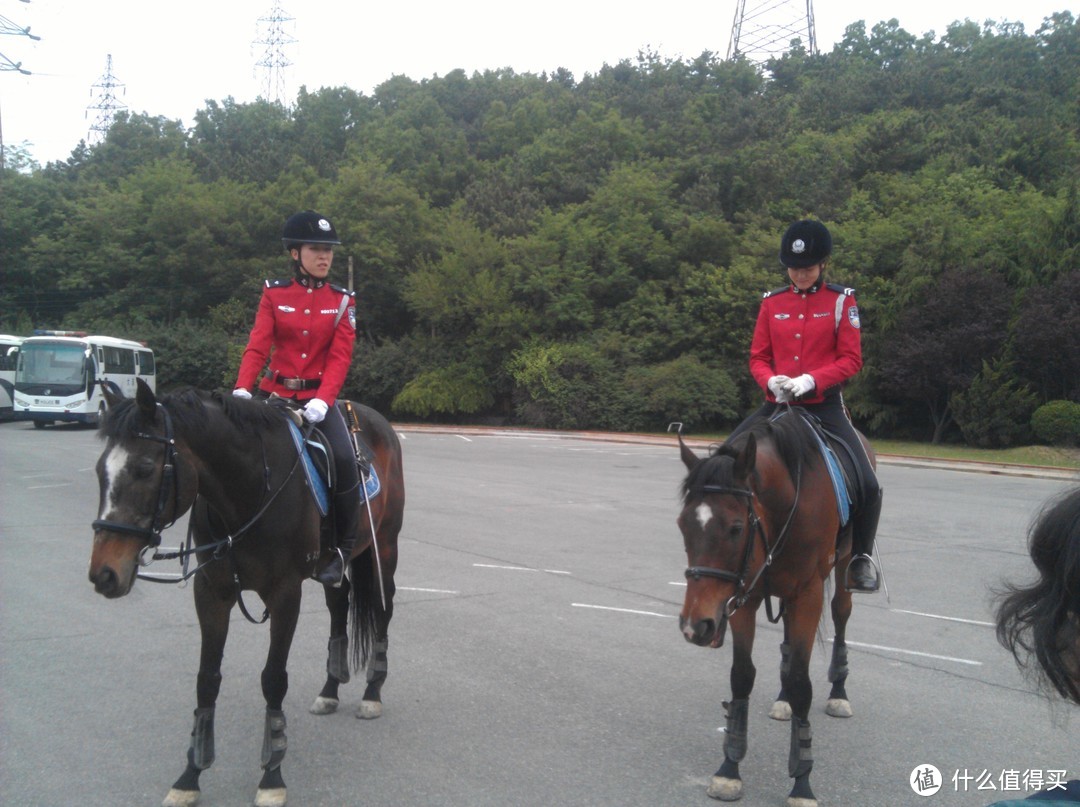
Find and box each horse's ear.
[135,378,157,419]
[678,432,700,471]
[734,433,757,479]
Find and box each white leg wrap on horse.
[190,707,215,770]
[260,709,287,771]
[723,698,749,762]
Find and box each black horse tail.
[349,546,378,672]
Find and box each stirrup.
[315,548,347,588]
[845,554,880,593]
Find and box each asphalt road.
[1,419,1076,807]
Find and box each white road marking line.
[399,586,459,594]
[572,603,675,619]
[473,563,571,575]
[837,638,982,666]
[890,608,993,627]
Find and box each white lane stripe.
[838,639,982,666]
[399,586,459,594]
[573,603,675,619]
[473,563,571,575]
[890,608,994,627]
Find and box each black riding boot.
[847,488,883,593]
[316,489,360,588]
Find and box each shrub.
[950,359,1037,448]
[1031,400,1080,446]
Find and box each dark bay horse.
[88,380,404,807]
[676,412,874,807]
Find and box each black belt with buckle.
[274,373,321,391]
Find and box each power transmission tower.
[86,53,127,144]
[1,1,40,75]
[727,0,818,66]
[253,1,296,106]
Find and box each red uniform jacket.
[236,278,356,404]
[749,281,862,405]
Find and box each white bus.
[13,331,156,428]
[0,335,24,420]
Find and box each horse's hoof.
[254,786,287,807]
[707,776,743,801]
[162,788,200,807]
[355,699,382,719]
[768,700,792,721]
[786,797,817,807]
[309,696,339,715]
[825,698,853,717]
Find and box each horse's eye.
[131,459,156,480]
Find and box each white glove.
[302,398,329,424]
[783,374,816,399]
[232,388,252,400]
[767,375,792,403]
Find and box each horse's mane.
[995,486,1080,704]
[681,412,820,504]
[100,388,288,440]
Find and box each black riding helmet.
[281,210,341,250]
[780,219,832,268]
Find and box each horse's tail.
[349,547,378,672]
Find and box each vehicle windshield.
[15,343,87,386]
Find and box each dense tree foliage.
[3,13,1078,442]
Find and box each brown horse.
[88,380,404,807]
[676,411,873,807]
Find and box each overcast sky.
[1,0,1070,166]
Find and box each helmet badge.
[792,239,806,254]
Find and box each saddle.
[278,401,381,520]
[773,408,868,527]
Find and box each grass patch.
[871,440,1079,469]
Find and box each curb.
[392,424,1079,482]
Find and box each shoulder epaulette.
[329,283,356,298]
[265,278,293,289]
[763,285,790,299]
[826,282,855,296]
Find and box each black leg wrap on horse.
[366,639,389,685]
[788,718,813,778]
[261,709,287,771]
[189,707,216,770]
[722,698,750,762]
[828,640,849,683]
[328,635,350,683]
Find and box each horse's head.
[676,432,759,648]
[89,380,196,598]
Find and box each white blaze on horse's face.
[695,503,714,531]
[99,444,132,519]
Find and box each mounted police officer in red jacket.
[727,220,883,592]
[233,211,360,587]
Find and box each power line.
[86,53,127,144]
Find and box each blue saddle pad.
[805,426,851,527]
[286,420,381,518]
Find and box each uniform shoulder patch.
[329,283,356,298]
[826,282,855,296]
[265,278,293,289]
[763,285,790,299]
